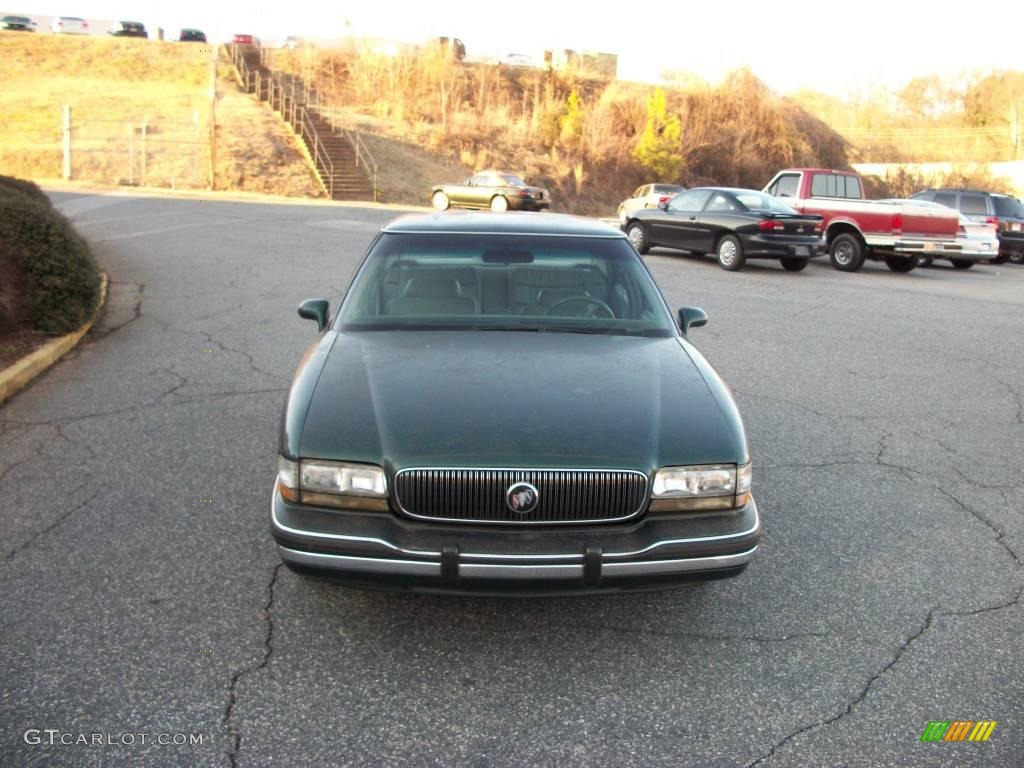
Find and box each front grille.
[394,468,649,525]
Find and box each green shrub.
[0,176,50,204]
[0,176,100,335]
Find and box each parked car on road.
[1,15,36,31]
[232,33,258,46]
[624,187,825,272]
[179,28,207,43]
[617,183,685,224]
[764,168,961,273]
[881,199,999,269]
[501,53,534,67]
[909,188,1024,264]
[272,211,760,594]
[109,20,147,38]
[431,170,550,212]
[50,16,89,34]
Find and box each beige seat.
[385,277,479,316]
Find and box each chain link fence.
[60,105,213,189]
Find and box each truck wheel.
[950,259,974,270]
[1009,251,1024,265]
[884,255,917,273]
[830,233,865,272]
[626,222,650,254]
[780,257,808,272]
[716,235,745,271]
[918,257,933,268]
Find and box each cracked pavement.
[1,192,1021,766]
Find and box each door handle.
[688,216,697,221]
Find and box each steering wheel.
[544,296,615,319]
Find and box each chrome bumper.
[278,544,759,583]
[271,488,761,593]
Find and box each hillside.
[0,34,320,197]
[271,50,853,214]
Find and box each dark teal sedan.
[272,212,761,594]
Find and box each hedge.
[0,177,101,335]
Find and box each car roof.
[918,187,1008,196]
[382,212,626,238]
[688,186,771,196]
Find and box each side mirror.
[298,298,330,331]
[678,306,708,334]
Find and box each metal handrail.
[300,106,334,198]
[343,129,378,202]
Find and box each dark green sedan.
[272,212,761,594]
[431,170,551,212]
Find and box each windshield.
[993,196,1024,219]
[338,233,676,337]
[499,174,527,187]
[733,191,798,213]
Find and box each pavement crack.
[92,283,145,338]
[223,562,283,768]
[937,486,1023,569]
[745,611,935,768]
[991,374,1024,425]
[3,486,101,563]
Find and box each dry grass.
[273,50,851,215]
[0,33,320,197]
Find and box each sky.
[5,0,1022,94]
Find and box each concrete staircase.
[227,45,376,201]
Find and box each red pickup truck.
[763,169,961,272]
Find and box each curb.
[0,273,108,407]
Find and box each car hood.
[297,331,741,472]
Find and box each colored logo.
[920,721,997,742]
[505,482,539,514]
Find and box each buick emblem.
[797,226,805,233]
[505,482,539,514]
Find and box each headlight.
[277,457,388,511]
[649,463,751,511]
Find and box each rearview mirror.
[678,306,708,334]
[298,298,330,331]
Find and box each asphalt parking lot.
[1,191,1021,767]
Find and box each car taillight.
[891,212,903,235]
[757,220,784,231]
[985,217,1000,229]
[519,190,530,197]
[814,222,823,233]
[658,196,671,204]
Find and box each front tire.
[626,222,650,254]
[830,233,866,272]
[951,259,974,270]
[780,257,808,272]
[1009,251,1024,265]
[431,191,450,210]
[885,255,917,273]
[490,195,509,212]
[716,235,745,271]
